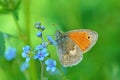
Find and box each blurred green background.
[0,0,120,80]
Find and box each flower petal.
[47,36,53,42]
[45,59,49,65]
[54,60,56,65]
[41,48,47,53]
[5,54,11,61]
[46,66,50,71]
[4,47,16,61]
[51,67,56,72]
[45,52,49,57]
[35,44,44,51]
[33,55,38,59]
[26,57,30,62]
[23,45,30,52]
[47,36,57,45]
[20,62,29,72]
[22,52,27,58]
[52,41,57,45]
[39,57,44,61]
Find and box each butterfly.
[55,29,98,67]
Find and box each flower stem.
[40,61,44,80]
[24,0,30,45]
[57,65,68,80]
[24,71,30,80]
[24,0,37,80]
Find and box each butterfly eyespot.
[88,36,90,39]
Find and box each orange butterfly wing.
[69,32,90,52]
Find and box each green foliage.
[0,0,120,80]
[0,32,5,57]
[0,0,21,14]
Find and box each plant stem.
[24,0,37,80]
[24,0,30,45]
[24,71,30,80]
[57,65,68,80]
[40,61,44,80]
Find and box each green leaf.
[13,11,19,20]
[14,0,22,10]
[0,32,5,57]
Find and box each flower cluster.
[35,22,45,37]
[22,45,31,62]
[34,48,49,61]
[35,42,47,51]
[21,22,57,72]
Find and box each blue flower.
[4,47,16,61]
[47,36,57,45]
[35,42,48,51]
[22,45,31,62]
[35,22,41,29]
[36,31,42,37]
[22,45,30,53]
[45,59,56,72]
[35,44,44,51]
[22,52,30,62]
[20,62,29,72]
[41,26,45,30]
[33,48,49,61]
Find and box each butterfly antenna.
[52,24,61,32]
[46,34,55,37]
